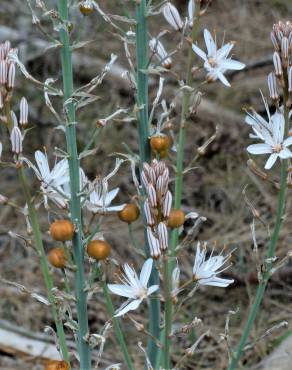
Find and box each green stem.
[18,167,70,363]
[135,0,160,366]
[227,75,290,370]
[170,0,201,254]
[57,1,91,368]
[162,256,172,370]
[99,270,135,370]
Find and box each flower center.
[208,57,217,68]
[273,143,283,153]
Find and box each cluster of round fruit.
[47,201,185,268]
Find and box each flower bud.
[3,41,11,57]
[7,63,15,89]
[149,38,172,69]
[147,184,157,208]
[147,227,161,259]
[273,52,282,77]
[0,93,3,109]
[270,31,280,51]
[10,126,22,154]
[0,60,7,85]
[188,0,195,27]
[267,72,279,100]
[157,222,168,251]
[289,67,292,93]
[19,97,28,126]
[162,191,172,218]
[162,2,183,31]
[281,37,289,61]
[144,199,155,226]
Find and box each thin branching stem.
[57,1,91,368]
[135,0,161,366]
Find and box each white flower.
[149,38,172,69]
[192,242,234,288]
[108,259,159,317]
[192,29,245,87]
[246,97,292,169]
[85,179,125,213]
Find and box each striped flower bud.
[10,126,22,154]
[267,72,279,100]
[11,111,18,127]
[157,222,168,251]
[289,67,292,93]
[273,52,282,77]
[148,167,157,185]
[0,45,5,61]
[281,37,289,60]
[162,2,183,31]
[0,93,3,109]
[188,0,195,28]
[270,31,280,51]
[19,97,28,126]
[149,38,172,69]
[162,191,172,218]
[144,200,155,226]
[147,184,157,208]
[3,41,11,57]
[0,60,7,85]
[147,227,161,259]
[141,170,149,189]
[156,175,168,199]
[0,141,2,160]
[7,63,15,89]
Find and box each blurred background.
[0,0,292,369]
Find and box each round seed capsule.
[167,209,185,228]
[87,240,111,260]
[50,220,74,242]
[45,360,70,370]
[118,203,140,223]
[79,1,94,16]
[48,247,67,269]
[150,135,170,153]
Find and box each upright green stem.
[227,76,290,370]
[170,1,201,254]
[135,0,160,366]
[163,3,201,368]
[18,167,70,363]
[99,271,135,370]
[57,1,91,368]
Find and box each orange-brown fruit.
[47,247,67,269]
[118,203,140,223]
[45,360,70,370]
[50,220,75,242]
[167,209,185,228]
[79,1,94,15]
[150,135,170,153]
[159,149,169,158]
[87,240,111,260]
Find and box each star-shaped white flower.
[246,98,292,169]
[192,242,234,288]
[108,259,159,317]
[192,29,245,87]
[85,179,125,213]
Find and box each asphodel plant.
[1,0,291,369]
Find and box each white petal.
[105,205,126,212]
[107,284,136,299]
[204,29,216,56]
[216,71,231,87]
[35,151,50,180]
[279,147,292,159]
[105,188,119,205]
[247,143,272,155]
[139,258,153,287]
[114,299,142,317]
[216,43,234,59]
[147,285,159,296]
[192,43,207,61]
[264,153,278,169]
[219,59,245,70]
[283,136,292,147]
[199,277,234,287]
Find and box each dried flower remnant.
[149,38,172,69]
[192,29,245,87]
[192,242,234,287]
[108,259,159,316]
[162,2,183,31]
